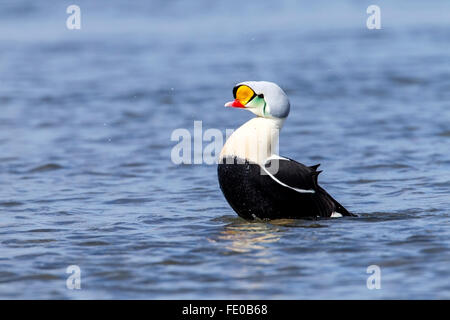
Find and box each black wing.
[263,157,321,192]
[264,157,355,217]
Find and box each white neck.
[220,117,285,165]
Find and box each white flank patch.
[331,212,343,218]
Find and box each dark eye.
[258,94,264,98]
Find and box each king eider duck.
[218,81,355,220]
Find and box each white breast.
[220,117,284,165]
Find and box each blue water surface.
[0,0,449,299]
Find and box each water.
[0,0,449,299]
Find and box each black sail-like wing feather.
[264,158,318,191]
[264,158,322,191]
[263,157,356,217]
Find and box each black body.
[218,156,354,220]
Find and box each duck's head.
[225,81,290,119]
